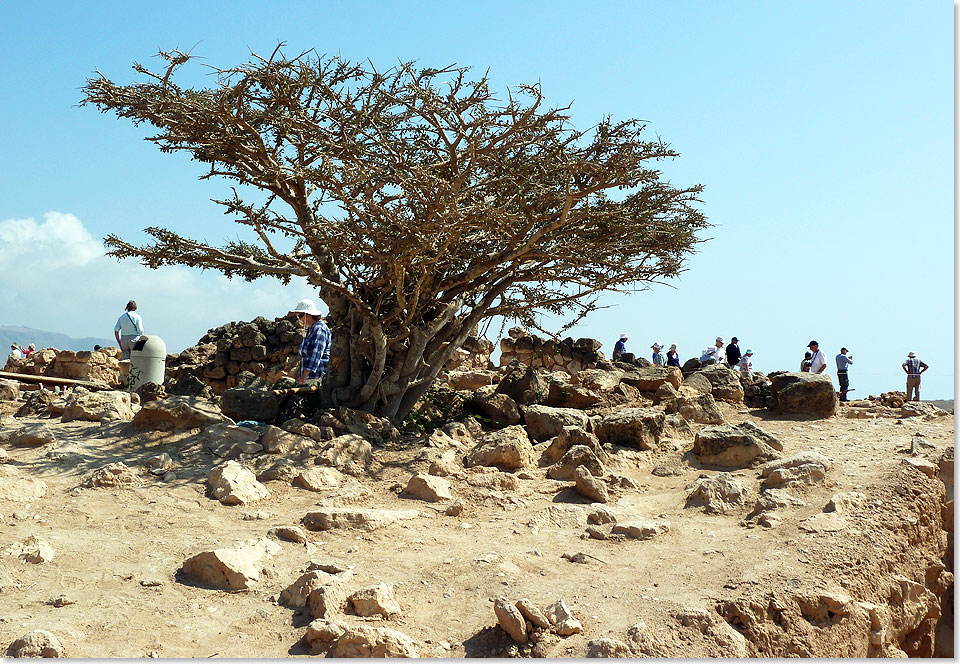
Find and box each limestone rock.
[7,629,64,658]
[587,506,617,525]
[495,362,549,405]
[902,456,937,477]
[466,426,535,470]
[516,598,551,629]
[760,451,831,489]
[678,392,725,425]
[302,508,418,532]
[0,476,47,502]
[10,424,57,447]
[682,371,713,394]
[661,413,694,442]
[547,445,605,481]
[524,405,590,442]
[475,392,522,425]
[219,386,280,423]
[594,408,665,450]
[315,434,373,476]
[350,583,402,619]
[279,569,352,611]
[652,382,679,411]
[270,526,308,543]
[693,422,782,468]
[304,619,420,658]
[685,473,749,514]
[85,462,142,488]
[259,425,312,454]
[545,380,603,409]
[446,369,497,390]
[494,595,528,643]
[577,368,624,392]
[587,637,632,657]
[133,396,228,430]
[428,449,460,477]
[14,535,55,563]
[697,364,745,403]
[181,537,280,590]
[542,427,604,465]
[208,461,270,505]
[799,512,848,533]
[289,465,342,490]
[619,365,682,392]
[612,520,670,540]
[768,372,838,417]
[61,390,134,423]
[404,472,453,502]
[0,379,20,401]
[573,465,609,503]
[544,599,583,635]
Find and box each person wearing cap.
[725,336,742,367]
[612,334,628,362]
[19,343,35,357]
[807,340,827,374]
[699,337,725,365]
[291,299,332,385]
[651,343,666,366]
[666,343,681,367]
[835,347,854,402]
[902,352,929,402]
[738,348,755,378]
[114,300,145,361]
[800,351,813,372]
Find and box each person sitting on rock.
[800,351,812,372]
[651,343,666,366]
[8,343,22,360]
[738,348,754,378]
[612,334,628,362]
[699,337,724,365]
[21,343,35,357]
[725,337,742,367]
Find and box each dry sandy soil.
[0,397,952,658]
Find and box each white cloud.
[0,213,320,352]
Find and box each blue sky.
[0,1,953,398]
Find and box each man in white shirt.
[114,300,145,360]
[807,340,827,374]
[9,343,22,360]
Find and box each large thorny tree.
[82,47,709,421]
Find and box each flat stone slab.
[302,508,419,532]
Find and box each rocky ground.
[0,374,952,658]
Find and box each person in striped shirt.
[901,351,929,402]
[290,299,331,385]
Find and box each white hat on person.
[668,343,677,352]
[620,333,628,340]
[651,342,662,350]
[290,299,324,317]
[716,336,724,343]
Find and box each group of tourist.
[613,334,931,403]
[7,342,35,361]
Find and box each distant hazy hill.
[0,325,113,353]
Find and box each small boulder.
[516,598,551,629]
[180,537,280,590]
[10,424,57,447]
[207,461,270,506]
[474,392,522,425]
[495,362,549,405]
[302,508,419,532]
[697,364,745,403]
[768,372,838,417]
[279,569,352,611]
[61,390,134,423]
[219,386,280,423]
[524,405,590,442]
[685,473,749,514]
[544,599,583,635]
[542,427,604,465]
[85,462,142,488]
[7,630,64,658]
[133,396,228,430]
[760,451,831,489]
[466,426,536,470]
[693,422,782,468]
[260,425,313,455]
[612,520,670,540]
[587,637,632,658]
[315,434,374,476]
[404,472,454,502]
[619,365,682,391]
[547,445,605,481]
[573,465,609,503]
[677,391,725,424]
[594,408,665,450]
[494,595,527,644]
[15,536,55,563]
[270,526,308,544]
[293,467,344,492]
[349,583,402,619]
[0,379,20,401]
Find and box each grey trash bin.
[129,335,167,390]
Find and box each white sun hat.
[290,298,324,316]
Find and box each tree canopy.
[82,47,709,420]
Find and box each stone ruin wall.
[164,315,304,394]
[3,348,122,386]
[498,327,605,375]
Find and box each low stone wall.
[498,327,604,375]
[739,372,774,408]
[165,315,303,394]
[3,348,122,385]
[443,335,495,371]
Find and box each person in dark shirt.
[725,337,742,367]
[666,343,681,367]
[612,334,628,361]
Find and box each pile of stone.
[3,348,121,386]
[498,327,605,374]
[443,335,495,371]
[738,371,774,408]
[164,315,304,395]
